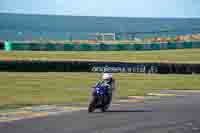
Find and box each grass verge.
[0,72,200,110]
[0,49,200,63]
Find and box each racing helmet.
[102,73,112,80]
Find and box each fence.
[2,41,200,51]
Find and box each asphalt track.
[1,91,200,133]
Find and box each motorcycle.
[88,83,111,113]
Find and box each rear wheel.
[88,97,96,113]
[101,106,107,112]
[101,104,110,112]
[101,96,109,112]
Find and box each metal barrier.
[3,41,200,51]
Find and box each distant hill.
[0,13,200,40]
[0,12,200,33]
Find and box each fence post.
[4,41,12,51]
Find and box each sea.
[0,13,200,41]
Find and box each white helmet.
[102,73,112,80]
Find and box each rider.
[100,73,116,104]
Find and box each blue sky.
[0,0,200,18]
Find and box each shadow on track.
[88,109,153,114]
[106,109,153,113]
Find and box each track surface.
[1,92,200,133]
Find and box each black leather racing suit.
[100,78,116,104]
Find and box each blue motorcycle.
[88,83,111,113]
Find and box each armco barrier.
[192,41,200,48]
[64,44,74,51]
[134,44,144,50]
[150,43,160,50]
[0,60,200,74]
[167,42,177,49]
[3,41,200,51]
[183,42,193,49]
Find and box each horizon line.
[0,11,200,19]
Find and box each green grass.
[0,72,200,109]
[0,48,200,109]
[0,48,200,63]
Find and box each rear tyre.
[101,104,109,112]
[101,96,109,112]
[88,97,96,113]
[101,106,106,112]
